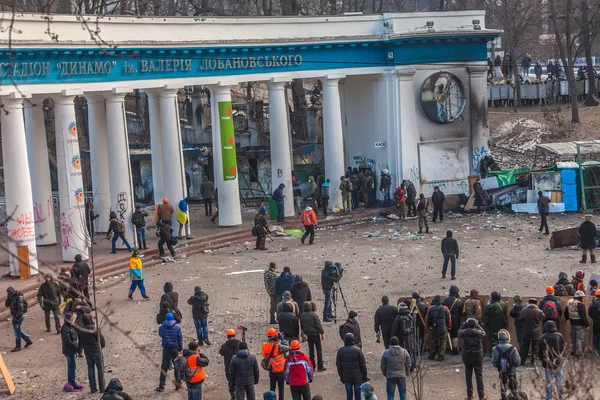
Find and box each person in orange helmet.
[262,329,289,400]
[157,197,175,227]
[539,286,562,331]
[284,340,313,400]
[219,329,241,400]
[301,207,317,245]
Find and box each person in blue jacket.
[156,313,183,392]
[275,266,295,300]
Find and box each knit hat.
[165,313,174,321]
[558,271,568,280]
[239,342,248,350]
[263,391,277,400]
[390,336,399,346]
[513,295,521,302]
[590,279,598,287]
[348,310,358,319]
[529,298,538,304]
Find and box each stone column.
[268,79,294,218]
[159,88,188,228]
[397,68,419,187]
[24,97,57,245]
[379,70,402,189]
[468,65,491,175]
[85,93,111,233]
[104,91,136,249]
[322,75,346,210]
[54,93,90,261]
[210,85,242,226]
[144,90,164,204]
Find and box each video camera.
[328,262,344,278]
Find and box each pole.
[577,143,586,210]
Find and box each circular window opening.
[420,72,466,123]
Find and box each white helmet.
[305,206,313,211]
[383,169,388,174]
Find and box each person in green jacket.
[37,273,62,334]
[485,291,507,351]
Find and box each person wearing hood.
[262,328,289,400]
[156,220,176,258]
[275,267,295,300]
[570,270,586,292]
[380,169,392,208]
[458,318,486,400]
[58,267,71,301]
[264,262,279,324]
[160,281,181,319]
[320,179,330,216]
[61,313,82,392]
[394,185,407,220]
[131,205,149,249]
[553,271,575,296]
[277,291,300,317]
[360,382,377,400]
[426,295,450,361]
[336,333,368,400]
[63,292,92,330]
[106,211,133,254]
[128,250,150,301]
[350,169,360,209]
[578,214,596,263]
[229,341,259,400]
[177,198,193,240]
[390,303,416,361]
[589,279,599,296]
[485,291,507,350]
[37,273,62,334]
[416,194,429,234]
[340,175,352,213]
[473,178,484,214]
[254,205,270,250]
[157,197,175,227]
[565,290,589,357]
[220,329,242,400]
[443,285,464,355]
[380,336,411,400]
[263,391,277,400]
[539,286,562,330]
[156,312,183,392]
[278,302,300,341]
[518,298,545,366]
[588,289,600,357]
[6,286,33,352]
[509,295,527,353]
[156,301,182,325]
[272,183,286,222]
[101,378,132,400]
[78,314,106,393]
[71,254,91,305]
[537,321,565,400]
[374,296,398,349]
[402,180,417,217]
[403,291,428,348]
[284,340,313,400]
[290,276,312,316]
[431,185,446,222]
[300,302,326,372]
[441,230,459,280]
[321,261,343,322]
[340,311,362,348]
[183,340,209,400]
[463,289,483,324]
[188,285,211,346]
[492,329,521,400]
[301,207,317,245]
[366,169,376,207]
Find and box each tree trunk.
[263,0,272,15]
[439,0,444,11]
[581,0,598,105]
[329,0,336,14]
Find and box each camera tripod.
[331,282,349,323]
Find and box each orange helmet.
[267,328,278,337]
[226,329,237,337]
[546,286,554,295]
[290,340,301,350]
[162,197,169,203]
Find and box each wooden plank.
[0,352,16,395]
[17,246,30,280]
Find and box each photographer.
[321,262,343,322]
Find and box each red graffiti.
[15,212,33,226]
[33,197,54,227]
[60,212,73,250]
[11,226,35,240]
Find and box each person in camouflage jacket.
[265,262,278,324]
[463,289,483,324]
[254,206,269,250]
[553,272,575,297]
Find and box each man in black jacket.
[374,296,398,349]
[220,329,241,400]
[6,286,33,352]
[538,321,565,400]
[443,285,464,355]
[403,291,428,350]
[390,303,416,358]
[71,254,91,305]
[321,261,343,322]
[509,295,527,353]
[187,285,210,346]
[578,214,597,263]
[518,298,545,366]
[336,333,367,400]
[300,302,326,372]
[537,191,551,235]
[431,186,445,222]
[62,313,83,392]
[290,276,312,316]
[441,231,459,280]
[229,341,259,400]
[458,319,486,400]
[278,302,300,341]
[157,220,175,258]
[79,314,106,393]
[403,180,417,217]
[340,311,362,348]
[37,273,62,334]
[426,295,450,361]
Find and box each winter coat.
[537,196,550,215]
[485,300,507,332]
[340,179,352,195]
[509,300,527,329]
[394,187,406,204]
[380,345,411,379]
[200,180,215,200]
[518,304,545,340]
[405,181,416,202]
[129,256,144,281]
[157,203,174,221]
[571,277,585,292]
[71,260,91,284]
[553,278,575,297]
[336,335,367,384]
[254,212,269,233]
[156,307,182,325]
[416,198,428,217]
[588,298,600,334]
[340,318,362,348]
[441,237,459,258]
[390,309,416,351]
[101,378,132,400]
[350,174,360,192]
[491,338,521,375]
[61,322,79,355]
[187,286,209,319]
[300,304,324,336]
[539,295,562,322]
[374,304,397,338]
[272,184,285,202]
[63,298,92,327]
[278,309,300,339]
[264,268,278,297]
[131,210,148,228]
[380,173,391,190]
[431,190,445,208]
[37,276,61,311]
[565,299,589,327]
[301,209,317,226]
[578,220,597,249]
[290,281,312,315]
[538,321,565,370]
[403,298,428,338]
[321,267,341,291]
[275,272,295,298]
[284,350,313,386]
[160,282,179,310]
[78,315,105,356]
[458,322,485,365]
[277,293,300,317]
[320,183,330,199]
[159,319,183,351]
[157,223,173,242]
[229,349,260,386]
[463,297,483,322]
[219,338,241,372]
[442,294,464,329]
[426,303,450,333]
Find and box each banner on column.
[60,116,85,208]
[218,101,237,181]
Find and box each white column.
[322,76,346,210]
[24,97,57,245]
[210,84,242,226]
[380,70,402,188]
[1,97,40,276]
[144,90,164,204]
[468,65,491,175]
[85,94,111,232]
[54,93,89,261]
[397,68,419,187]
[268,79,294,218]
[159,88,188,228]
[104,91,136,248]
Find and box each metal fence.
[487,79,596,104]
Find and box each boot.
[580,255,587,263]
[592,255,597,264]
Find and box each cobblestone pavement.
[1,211,599,399]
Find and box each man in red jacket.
[284,340,313,400]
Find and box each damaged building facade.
[0,12,497,275]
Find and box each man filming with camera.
[321,261,343,322]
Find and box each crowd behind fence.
[487,79,599,108]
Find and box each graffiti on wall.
[472,146,489,174]
[11,212,35,241]
[410,166,420,184]
[33,197,54,227]
[116,192,128,220]
[426,179,468,192]
[60,212,73,250]
[366,158,376,171]
[353,155,364,165]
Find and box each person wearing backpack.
[220,329,242,400]
[131,206,148,249]
[390,303,416,363]
[6,286,33,352]
[230,341,259,400]
[426,295,450,361]
[156,312,183,392]
[188,286,211,346]
[537,321,565,400]
[340,311,362,348]
[517,298,545,366]
[485,291,507,350]
[539,287,562,330]
[491,329,521,400]
[509,295,526,354]
[458,318,487,400]
[177,341,209,400]
[553,272,575,297]
[565,290,589,357]
[284,340,313,400]
[106,211,133,254]
[262,328,289,400]
[339,176,352,213]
